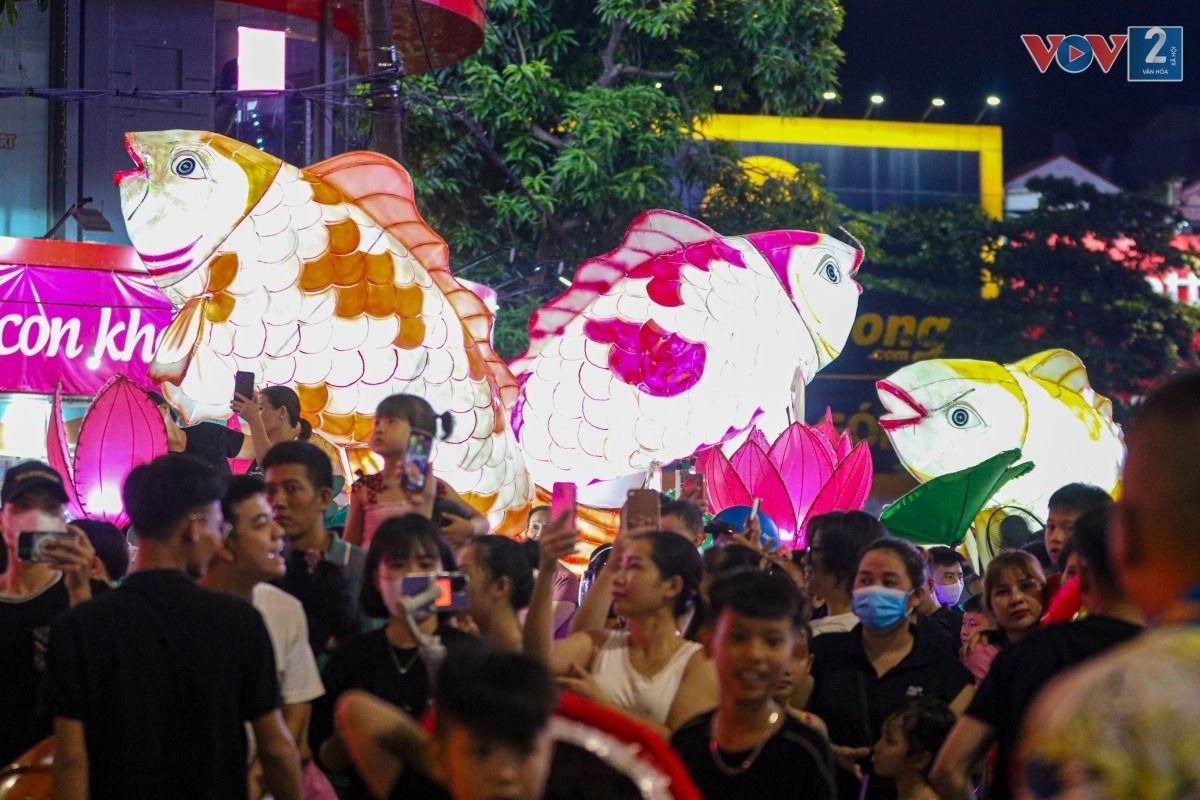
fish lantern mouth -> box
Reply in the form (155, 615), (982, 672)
(876, 380), (929, 431)
(113, 133), (147, 187)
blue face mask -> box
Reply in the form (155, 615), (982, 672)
(852, 585), (912, 633)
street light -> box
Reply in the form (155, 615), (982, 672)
(863, 94), (884, 119)
(973, 95), (1001, 124)
(814, 90), (838, 116)
(919, 97), (945, 122)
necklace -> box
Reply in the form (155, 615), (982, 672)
(387, 643), (422, 676)
(708, 704), (781, 776)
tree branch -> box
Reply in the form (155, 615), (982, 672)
(432, 104), (578, 249)
(597, 18), (628, 88)
(616, 65), (676, 82)
(531, 125), (568, 149)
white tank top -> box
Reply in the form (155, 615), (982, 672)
(590, 630), (702, 724)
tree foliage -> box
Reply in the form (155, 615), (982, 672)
(393, 0), (850, 358)
(865, 179), (1200, 400)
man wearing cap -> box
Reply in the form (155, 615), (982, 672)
(0, 461), (101, 765)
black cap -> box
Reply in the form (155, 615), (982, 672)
(704, 520), (738, 538)
(1, 461), (69, 506)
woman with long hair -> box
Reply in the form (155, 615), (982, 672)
(528, 530), (718, 736)
(458, 534), (540, 650)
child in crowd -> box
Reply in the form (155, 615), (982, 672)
(871, 699), (956, 800)
(959, 594), (1000, 682)
(343, 394), (485, 549)
(772, 622), (829, 739)
(672, 569), (836, 799)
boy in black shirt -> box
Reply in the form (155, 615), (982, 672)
(672, 569), (836, 800)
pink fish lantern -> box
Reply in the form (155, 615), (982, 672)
(47, 376), (169, 527)
(697, 409), (873, 547)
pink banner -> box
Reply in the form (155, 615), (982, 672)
(0, 246), (172, 395)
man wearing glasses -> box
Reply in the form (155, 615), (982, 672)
(44, 453), (301, 800)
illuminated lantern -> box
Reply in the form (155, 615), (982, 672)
(511, 210), (863, 508)
(696, 409), (873, 547)
(46, 376), (168, 527)
(115, 131), (533, 531)
(877, 348), (1124, 522)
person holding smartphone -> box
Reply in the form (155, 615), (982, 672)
(343, 395), (487, 550)
(0, 462), (103, 766)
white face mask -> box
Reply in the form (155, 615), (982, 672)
(935, 580), (964, 606)
(379, 575), (435, 622)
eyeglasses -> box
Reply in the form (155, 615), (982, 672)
(189, 512), (234, 540)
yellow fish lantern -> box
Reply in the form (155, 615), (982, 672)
(115, 130), (534, 529)
(876, 349), (1124, 521)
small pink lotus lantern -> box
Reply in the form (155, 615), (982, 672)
(697, 408), (873, 547)
(47, 376), (169, 527)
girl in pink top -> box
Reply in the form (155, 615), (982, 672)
(344, 394), (455, 549)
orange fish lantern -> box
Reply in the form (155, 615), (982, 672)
(115, 131), (533, 528)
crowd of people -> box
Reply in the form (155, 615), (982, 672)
(3, 369), (1200, 800)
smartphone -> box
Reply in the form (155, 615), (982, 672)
(16, 531), (74, 563)
(683, 472), (705, 497)
(550, 482), (577, 529)
(400, 429), (434, 492)
(625, 488), (661, 533)
(233, 370), (255, 401)
(401, 571), (470, 612)
(749, 497), (762, 520)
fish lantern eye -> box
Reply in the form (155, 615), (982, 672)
(816, 256), (841, 285)
(946, 404), (981, 430)
(172, 153), (203, 179)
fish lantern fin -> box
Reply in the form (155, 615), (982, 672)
(149, 296), (208, 385)
(513, 210), (720, 370)
(1013, 348), (1116, 422)
(305, 151), (450, 273)
(1013, 348), (1092, 394)
(306, 151), (519, 409)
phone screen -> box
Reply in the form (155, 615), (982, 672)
(401, 572), (470, 612)
(401, 430), (434, 492)
(233, 371), (255, 401)
(550, 482), (577, 529)
(625, 488), (661, 533)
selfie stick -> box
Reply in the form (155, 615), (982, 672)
(398, 583), (448, 685)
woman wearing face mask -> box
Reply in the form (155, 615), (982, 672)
(807, 538), (974, 800)
(310, 513), (479, 800)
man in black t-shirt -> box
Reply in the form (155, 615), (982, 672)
(43, 454), (301, 800)
(0, 461), (101, 765)
(672, 570), (836, 800)
(931, 506), (1141, 800)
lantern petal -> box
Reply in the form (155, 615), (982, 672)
(728, 441), (794, 532)
(801, 441), (874, 539)
(46, 383), (84, 520)
(768, 424), (833, 520)
(73, 376), (169, 527)
(697, 447), (752, 512)
(814, 406), (840, 448)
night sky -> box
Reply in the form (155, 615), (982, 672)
(834, 1), (1199, 179)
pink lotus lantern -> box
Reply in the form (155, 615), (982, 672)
(47, 376), (169, 528)
(697, 408), (873, 547)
